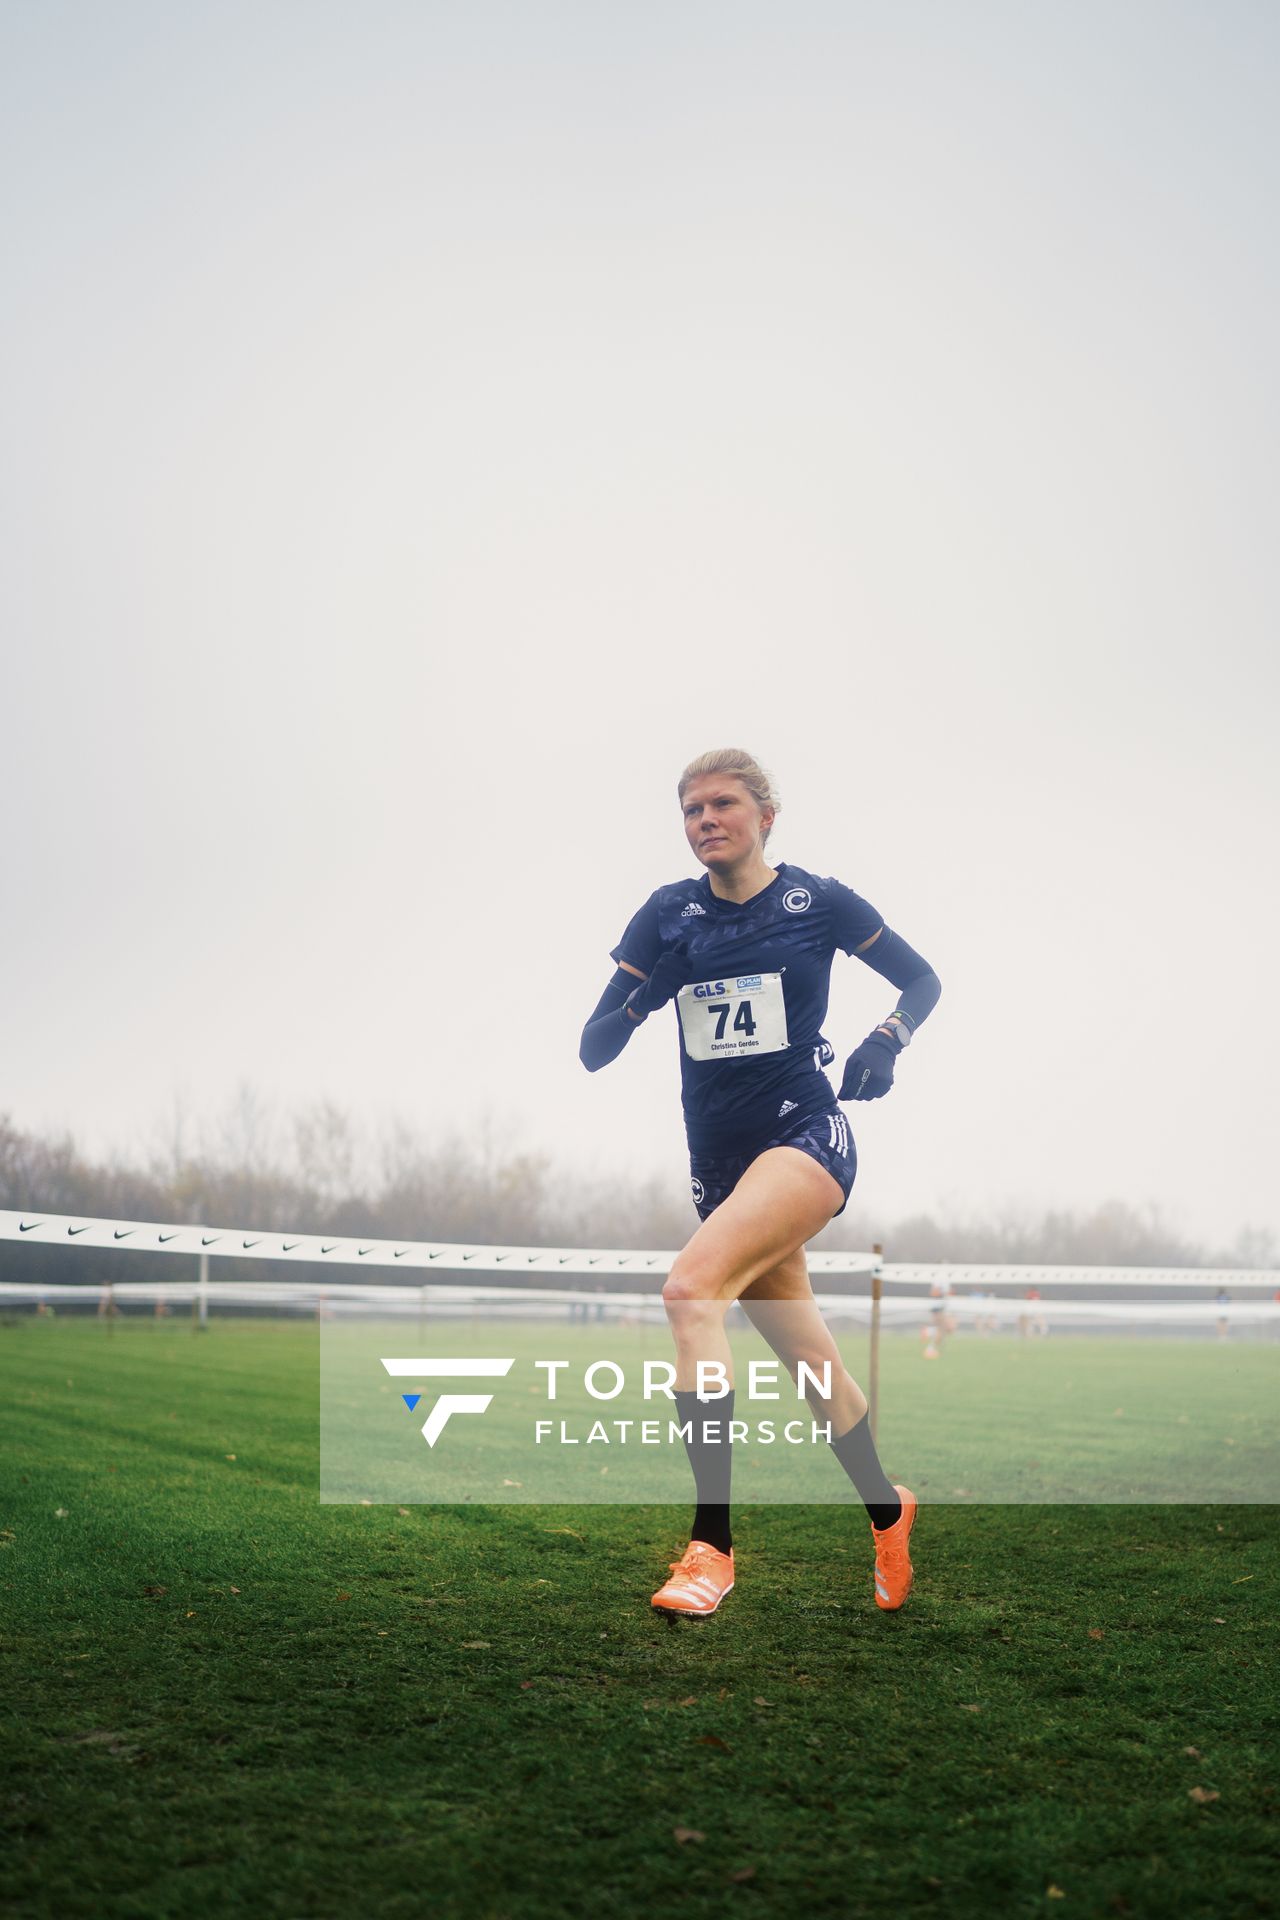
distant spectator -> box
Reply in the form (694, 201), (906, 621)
(1020, 1285), (1047, 1338)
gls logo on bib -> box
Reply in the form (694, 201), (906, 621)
(782, 887), (811, 914)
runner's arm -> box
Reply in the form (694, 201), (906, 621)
(579, 963), (648, 1071)
(837, 927), (941, 1101)
(852, 925), (941, 1041)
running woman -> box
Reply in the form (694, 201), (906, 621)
(579, 749), (941, 1618)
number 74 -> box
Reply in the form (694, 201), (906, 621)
(707, 1000), (756, 1040)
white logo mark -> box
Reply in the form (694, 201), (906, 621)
(380, 1357), (515, 1446)
(782, 887), (811, 914)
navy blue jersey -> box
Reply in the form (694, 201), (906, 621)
(610, 862), (884, 1151)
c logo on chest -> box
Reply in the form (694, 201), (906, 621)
(782, 887), (812, 914)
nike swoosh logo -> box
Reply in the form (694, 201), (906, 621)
(114, 1230), (134, 1241)
(358, 1247), (374, 1257)
(68, 1226), (91, 1236)
(393, 1249), (409, 1258)
(321, 1245), (338, 1255)
(158, 1234), (179, 1244)
(202, 1237), (220, 1247)
(243, 1239), (261, 1250)
(19, 1221), (42, 1232)
(282, 1242), (300, 1252)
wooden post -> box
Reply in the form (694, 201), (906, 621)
(193, 1249), (209, 1332)
(868, 1242), (884, 1443)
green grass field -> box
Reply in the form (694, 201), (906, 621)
(2, 1315), (1277, 1919)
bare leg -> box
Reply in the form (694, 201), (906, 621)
(739, 1246), (867, 1433)
(662, 1147), (844, 1391)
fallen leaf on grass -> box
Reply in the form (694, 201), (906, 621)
(697, 1734), (731, 1751)
(461, 1641), (491, 1650)
(185, 1611), (196, 1619)
(54, 1509), (69, 1519)
(729, 1866), (757, 1883)
(753, 1697), (773, 1708)
(1211, 1618), (1226, 1625)
(397, 1508), (411, 1517)
(678, 1695), (699, 1707)
(520, 1681), (534, 1690)
(224, 1454), (236, 1462)
(336, 1591), (352, 1602)
(66, 1729), (138, 1759)
(1188, 1787), (1219, 1805)
(1232, 1575), (1254, 1585)
(502, 1478), (522, 1488)
(142, 1585), (168, 1599)
(674, 1827), (705, 1844)
(1047, 1888), (1065, 1900)
(1089, 1629), (1105, 1640)
(1183, 1746), (1202, 1759)
(959, 1704), (981, 1714)
(229, 1586), (241, 1595)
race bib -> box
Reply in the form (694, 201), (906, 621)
(676, 972), (789, 1062)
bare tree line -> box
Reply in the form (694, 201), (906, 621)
(0, 1100), (1274, 1290)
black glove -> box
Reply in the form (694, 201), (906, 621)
(837, 1027), (901, 1102)
(625, 947), (689, 1019)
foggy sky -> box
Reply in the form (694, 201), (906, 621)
(2, 1), (1277, 1246)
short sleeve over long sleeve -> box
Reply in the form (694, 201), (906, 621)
(825, 879), (885, 956)
(609, 892), (664, 974)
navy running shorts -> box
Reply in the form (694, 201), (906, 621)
(688, 1105), (856, 1222)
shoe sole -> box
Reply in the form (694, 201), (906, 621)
(874, 1494), (917, 1612)
(652, 1580), (735, 1618)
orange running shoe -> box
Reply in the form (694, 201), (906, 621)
(871, 1485), (917, 1611)
(651, 1540), (735, 1617)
